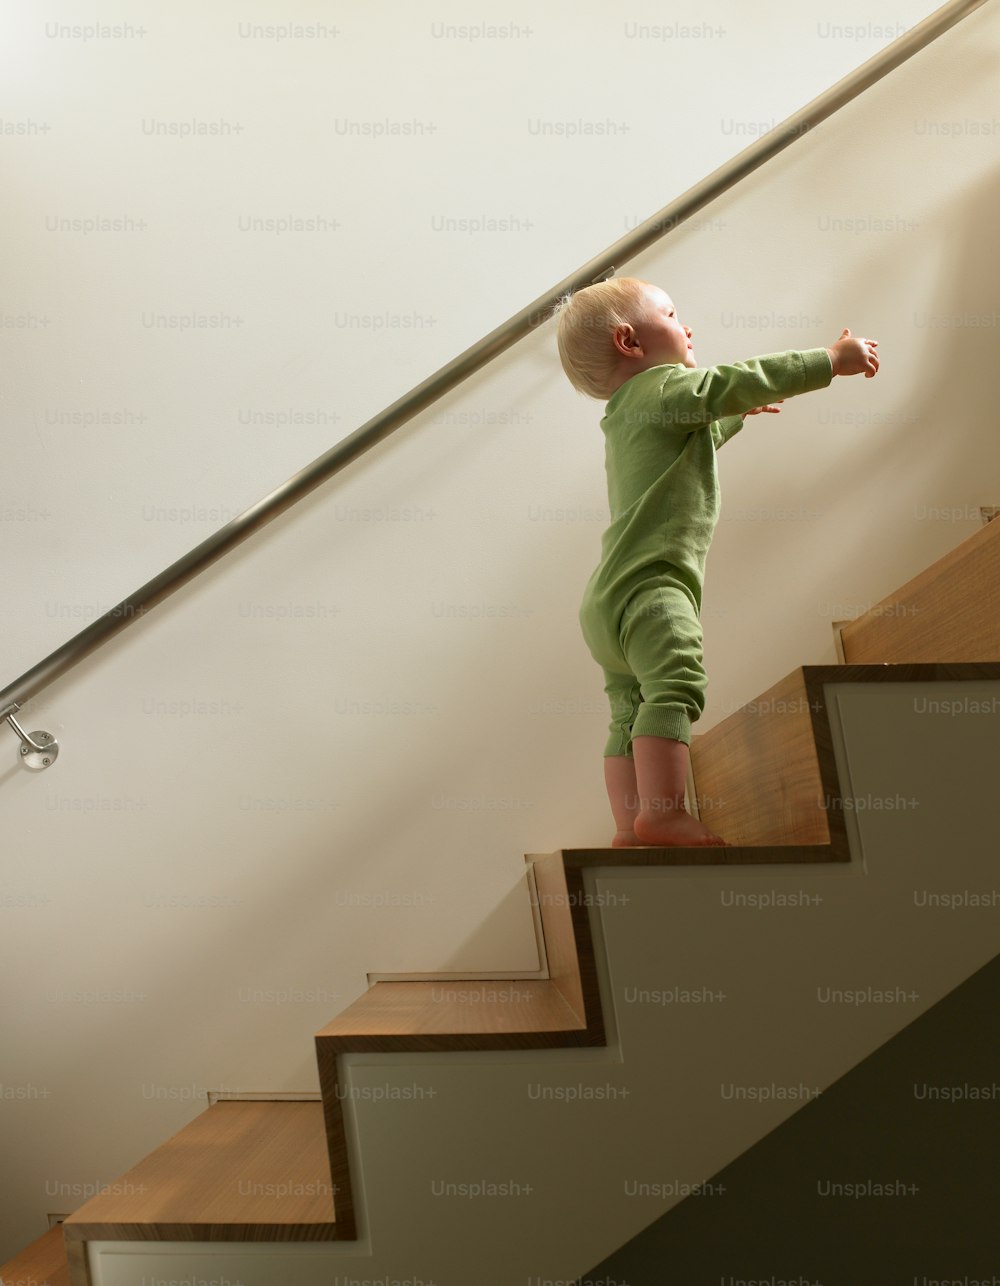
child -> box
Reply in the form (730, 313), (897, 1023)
(555, 277), (879, 847)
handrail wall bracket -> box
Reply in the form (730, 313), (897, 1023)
(1, 704), (58, 770)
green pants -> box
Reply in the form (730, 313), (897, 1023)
(579, 581), (707, 754)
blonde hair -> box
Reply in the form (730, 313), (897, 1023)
(554, 276), (651, 400)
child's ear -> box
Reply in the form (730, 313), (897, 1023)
(612, 323), (642, 357)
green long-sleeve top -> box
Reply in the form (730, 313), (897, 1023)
(584, 348), (834, 618)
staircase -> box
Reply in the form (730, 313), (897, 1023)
(3, 517), (998, 1286)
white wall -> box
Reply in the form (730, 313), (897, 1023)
(2, 0), (997, 1259)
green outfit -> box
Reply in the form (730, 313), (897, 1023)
(579, 348), (834, 754)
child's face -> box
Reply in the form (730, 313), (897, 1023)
(634, 284), (696, 369)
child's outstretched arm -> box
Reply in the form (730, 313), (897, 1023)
(653, 330), (879, 431)
(742, 330), (878, 417)
(654, 348), (833, 429)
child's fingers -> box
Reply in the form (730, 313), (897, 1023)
(860, 337), (879, 375)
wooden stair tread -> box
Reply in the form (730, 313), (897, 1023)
(842, 515), (1000, 663)
(0, 1225), (69, 1286)
(61, 1101), (336, 1241)
(317, 979), (586, 1043)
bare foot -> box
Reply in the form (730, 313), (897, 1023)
(633, 808), (730, 847)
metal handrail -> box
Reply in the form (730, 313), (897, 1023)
(1, 0), (988, 725)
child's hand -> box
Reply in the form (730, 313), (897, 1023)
(743, 401), (784, 417)
(828, 328), (879, 378)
